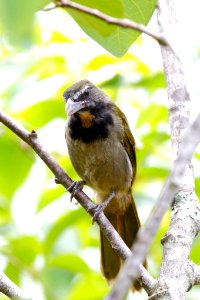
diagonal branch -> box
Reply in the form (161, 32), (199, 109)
(105, 112), (200, 300)
(0, 109), (155, 294)
(105, 1), (200, 299)
(43, 0), (167, 45)
(194, 265), (200, 285)
(0, 271), (32, 300)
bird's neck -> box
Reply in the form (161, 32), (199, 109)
(68, 109), (113, 143)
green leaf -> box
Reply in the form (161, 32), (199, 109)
(86, 54), (118, 71)
(134, 72), (166, 92)
(41, 267), (74, 300)
(0, 0), (51, 45)
(25, 56), (67, 80)
(37, 185), (64, 212)
(66, 0), (157, 57)
(13, 99), (65, 129)
(9, 236), (41, 265)
(44, 209), (88, 254)
(68, 273), (109, 300)
(195, 178), (200, 199)
(191, 234), (200, 264)
(5, 262), (20, 285)
(0, 202), (12, 225)
(49, 253), (90, 274)
(150, 211), (170, 275)
(0, 132), (34, 198)
(137, 166), (169, 180)
(86, 53), (150, 75)
(136, 103), (168, 128)
(50, 31), (73, 43)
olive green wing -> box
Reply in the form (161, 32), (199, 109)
(113, 104), (137, 184)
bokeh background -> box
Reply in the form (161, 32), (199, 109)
(0, 1), (200, 299)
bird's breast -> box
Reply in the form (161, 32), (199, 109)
(66, 130), (133, 195)
(78, 111), (95, 128)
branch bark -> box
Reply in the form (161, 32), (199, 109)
(0, 271), (32, 300)
(105, 111), (200, 300)
(157, 0), (193, 189)
(0, 110), (154, 295)
(153, 191), (200, 300)
(194, 265), (200, 285)
(105, 1), (200, 299)
(1, 1), (199, 299)
(147, 1), (200, 299)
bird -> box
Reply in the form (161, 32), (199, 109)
(63, 79), (143, 290)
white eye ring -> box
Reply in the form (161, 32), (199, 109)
(72, 85), (90, 101)
(82, 85), (89, 94)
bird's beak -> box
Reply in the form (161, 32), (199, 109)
(65, 98), (89, 116)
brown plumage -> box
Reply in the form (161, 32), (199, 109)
(63, 79), (144, 291)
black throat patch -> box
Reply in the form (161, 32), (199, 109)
(68, 102), (114, 143)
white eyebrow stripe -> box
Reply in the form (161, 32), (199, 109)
(72, 85), (89, 100)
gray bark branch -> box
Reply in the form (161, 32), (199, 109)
(0, 271), (32, 299)
(0, 109), (154, 297)
(148, 0), (200, 299)
(105, 112), (200, 300)
(158, 0), (194, 190)
(106, 0), (200, 298)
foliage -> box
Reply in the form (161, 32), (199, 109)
(0, 0), (51, 45)
(66, 0), (157, 56)
(0, 0), (156, 56)
(0, 1), (199, 300)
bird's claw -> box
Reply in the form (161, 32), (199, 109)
(89, 191), (116, 223)
(88, 203), (106, 224)
(67, 180), (85, 202)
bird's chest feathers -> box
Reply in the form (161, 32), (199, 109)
(67, 135), (132, 194)
(78, 111), (95, 128)
(68, 110), (114, 143)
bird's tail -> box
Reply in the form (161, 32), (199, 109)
(100, 192), (143, 291)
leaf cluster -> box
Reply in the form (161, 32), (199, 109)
(0, 1), (199, 300)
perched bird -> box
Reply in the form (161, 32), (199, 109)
(63, 79), (142, 290)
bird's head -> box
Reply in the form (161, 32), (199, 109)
(63, 79), (113, 129)
(63, 80), (117, 141)
(63, 79), (99, 117)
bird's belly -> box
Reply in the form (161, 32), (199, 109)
(67, 137), (133, 194)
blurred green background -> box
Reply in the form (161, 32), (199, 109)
(0, 1), (200, 299)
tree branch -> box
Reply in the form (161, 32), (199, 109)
(44, 0), (167, 45)
(105, 112), (200, 300)
(146, 1), (200, 299)
(0, 110), (155, 294)
(194, 265), (200, 285)
(154, 191), (200, 300)
(105, 0), (200, 299)
(158, 0), (192, 169)
(0, 271), (32, 300)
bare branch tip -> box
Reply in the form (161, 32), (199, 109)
(55, 177), (61, 184)
(29, 130), (38, 139)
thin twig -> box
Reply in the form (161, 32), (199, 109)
(0, 271), (32, 300)
(0, 110), (155, 293)
(43, 0), (167, 45)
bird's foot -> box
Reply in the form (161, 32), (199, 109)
(89, 191), (115, 223)
(67, 180), (85, 202)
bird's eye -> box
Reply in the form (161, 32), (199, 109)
(84, 89), (89, 95)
